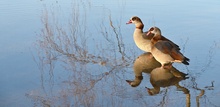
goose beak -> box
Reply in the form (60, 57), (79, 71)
(126, 20), (132, 24)
(146, 31), (151, 36)
(126, 80), (133, 84)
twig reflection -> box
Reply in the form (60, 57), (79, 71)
(29, 1), (135, 106)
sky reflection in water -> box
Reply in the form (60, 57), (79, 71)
(0, 0), (220, 107)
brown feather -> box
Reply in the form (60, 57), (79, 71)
(170, 49), (184, 61)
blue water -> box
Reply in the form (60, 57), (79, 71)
(0, 0), (220, 106)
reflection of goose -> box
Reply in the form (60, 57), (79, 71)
(126, 52), (161, 87)
(146, 67), (188, 95)
(147, 27), (190, 68)
(126, 52), (188, 96)
(126, 16), (179, 52)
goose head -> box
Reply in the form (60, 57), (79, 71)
(146, 26), (162, 36)
(126, 16), (142, 24)
(126, 16), (144, 29)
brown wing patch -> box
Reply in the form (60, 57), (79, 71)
(160, 35), (180, 50)
(154, 41), (184, 61)
(154, 41), (173, 54)
(170, 49), (184, 61)
(160, 35), (170, 41)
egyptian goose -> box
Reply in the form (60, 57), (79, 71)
(146, 67), (188, 95)
(126, 52), (161, 87)
(146, 27), (190, 68)
(126, 16), (179, 52)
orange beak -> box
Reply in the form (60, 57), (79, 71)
(126, 20), (132, 24)
(146, 31), (151, 36)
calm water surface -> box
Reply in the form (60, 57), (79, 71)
(0, 0), (220, 107)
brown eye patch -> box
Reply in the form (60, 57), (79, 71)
(149, 27), (154, 31)
(132, 17), (137, 21)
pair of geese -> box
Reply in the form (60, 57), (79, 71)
(126, 16), (189, 69)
